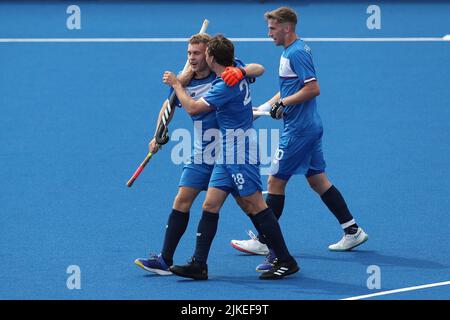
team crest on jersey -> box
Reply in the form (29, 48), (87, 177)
(186, 83), (213, 101)
(304, 44), (311, 52)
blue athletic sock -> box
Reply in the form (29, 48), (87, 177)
(252, 207), (292, 262)
(193, 211), (219, 264)
(320, 185), (358, 234)
(161, 209), (189, 266)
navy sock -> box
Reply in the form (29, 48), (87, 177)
(252, 207), (292, 262)
(247, 214), (267, 245)
(193, 211), (219, 264)
(320, 185), (358, 234)
(257, 193), (286, 246)
(344, 225), (359, 235)
(161, 209), (190, 266)
(266, 193), (285, 220)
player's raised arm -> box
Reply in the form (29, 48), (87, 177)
(221, 63), (265, 86)
(244, 63), (265, 78)
(177, 66), (195, 87)
(162, 71), (211, 116)
(151, 67), (194, 144)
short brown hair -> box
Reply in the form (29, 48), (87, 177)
(264, 7), (298, 26)
(206, 34), (234, 67)
(189, 33), (212, 45)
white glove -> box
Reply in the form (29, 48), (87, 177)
(252, 102), (271, 120)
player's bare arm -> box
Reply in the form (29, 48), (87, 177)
(244, 63), (265, 78)
(149, 68), (195, 154)
(221, 63), (265, 86)
(281, 80), (320, 106)
(268, 82), (320, 119)
(268, 92), (281, 105)
(162, 71), (211, 115)
(177, 66), (195, 87)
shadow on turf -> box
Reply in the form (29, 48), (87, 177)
(295, 250), (448, 269)
(136, 250), (447, 298)
(229, 250), (447, 270)
(170, 273), (371, 298)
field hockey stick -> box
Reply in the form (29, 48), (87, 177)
(126, 19), (209, 187)
(126, 149), (158, 187)
(155, 18), (209, 144)
(252, 110), (271, 117)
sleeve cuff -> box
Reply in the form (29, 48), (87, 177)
(304, 77), (317, 84)
(200, 97), (210, 106)
(200, 97), (216, 110)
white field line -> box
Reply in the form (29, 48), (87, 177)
(341, 280), (450, 300)
(0, 36), (449, 43)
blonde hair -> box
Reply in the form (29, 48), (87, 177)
(264, 7), (298, 26)
(189, 33), (212, 45)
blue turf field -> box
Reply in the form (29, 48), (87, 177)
(0, 1), (449, 300)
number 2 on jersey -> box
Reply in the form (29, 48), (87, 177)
(239, 80), (252, 106)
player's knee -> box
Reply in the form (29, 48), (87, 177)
(246, 203), (268, 215)
(267, 176), (286, 194)
(238, 196), (267, 215)
(173, 192), (195, 212)
(307, 178), (320, 192)
(237, 201), (252, 215)
(202, 200), (220, 213)
(307, 175), (331, 195)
